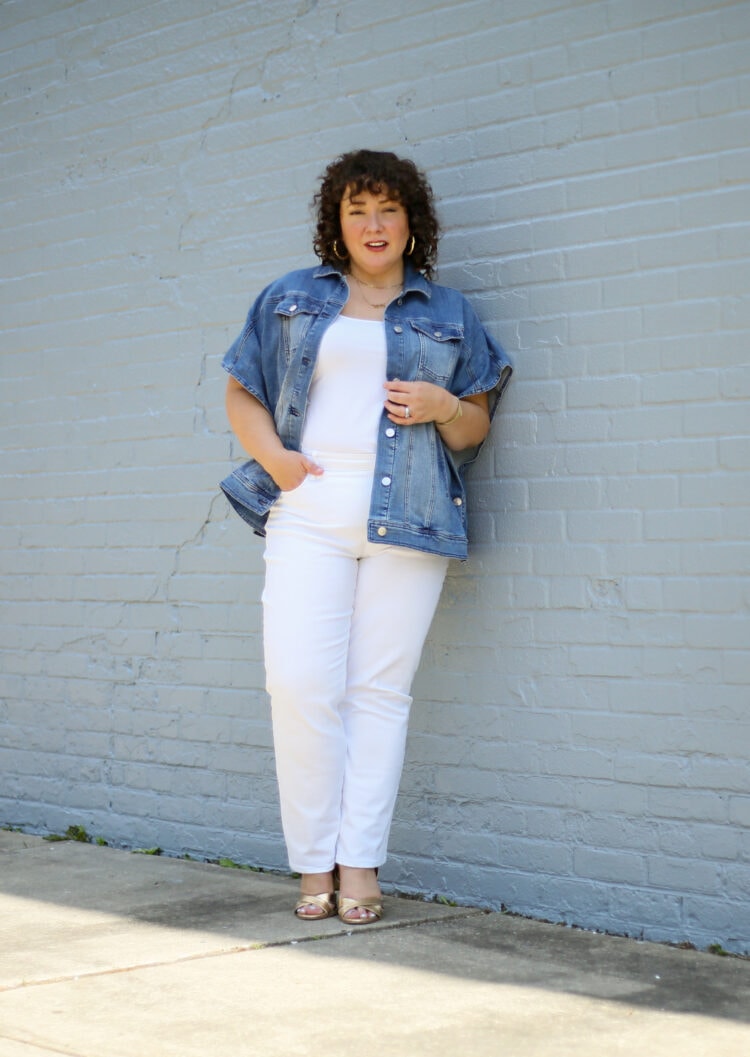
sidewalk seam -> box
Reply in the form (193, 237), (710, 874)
(0, 907), (486, 994)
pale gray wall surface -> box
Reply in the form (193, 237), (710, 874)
(1, 0), (749, 952)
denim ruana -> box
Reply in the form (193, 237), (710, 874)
(220, 263), (512, 560)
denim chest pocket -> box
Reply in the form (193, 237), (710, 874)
(409, 319), (464, 385)
(274, 292), (323, 364)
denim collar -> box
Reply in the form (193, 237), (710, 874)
(314, 261), (432, 299)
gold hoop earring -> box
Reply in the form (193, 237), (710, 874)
(332, 239), (349, 260)
(405, 235), (416, 256)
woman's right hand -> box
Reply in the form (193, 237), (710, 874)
(267, 449), (324, 491)
(225, 380), (323, 491)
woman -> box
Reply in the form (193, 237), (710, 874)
(221, 149), (511, 924)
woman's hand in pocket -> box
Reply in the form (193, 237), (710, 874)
(267, 450), (324, 491)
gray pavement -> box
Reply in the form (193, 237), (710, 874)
(1, 829), (749, 1057)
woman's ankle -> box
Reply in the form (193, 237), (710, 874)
(336, 864), (381, 896)
(299, 870), (334, 895)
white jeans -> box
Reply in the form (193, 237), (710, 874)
(262, 452), (448, 873)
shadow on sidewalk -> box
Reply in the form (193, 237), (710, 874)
(2, 830), (749, 1027)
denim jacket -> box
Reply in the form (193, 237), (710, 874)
(220, 263), (512, 559)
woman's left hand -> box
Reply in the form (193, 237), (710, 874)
(383, 379), (455, 425)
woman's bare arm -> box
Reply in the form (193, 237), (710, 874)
(382, 381), (490, 451)
(225, 377), (323, 490)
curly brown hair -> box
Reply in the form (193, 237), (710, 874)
(313, 149), (440, 279)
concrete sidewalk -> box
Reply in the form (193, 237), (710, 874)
(1, 830), (748, 1056)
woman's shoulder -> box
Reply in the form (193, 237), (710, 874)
(256, 265), (319, 298)
(421, 276), (482, 321)
(263, 264), (339, 296)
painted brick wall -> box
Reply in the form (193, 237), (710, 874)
(1, 0), (748, 953)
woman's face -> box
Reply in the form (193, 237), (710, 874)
(339, 185), (410, 282)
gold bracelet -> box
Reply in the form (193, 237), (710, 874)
(437, 398), (462, 426)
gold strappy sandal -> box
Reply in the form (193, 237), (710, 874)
(337, 895), (383, 925)
(293, 892), (337, 920)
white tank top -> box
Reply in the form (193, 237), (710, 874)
(301, 316), (387, 454)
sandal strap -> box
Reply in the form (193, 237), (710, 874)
(294, 892), (336, 918)
(338, 896), (383, 922)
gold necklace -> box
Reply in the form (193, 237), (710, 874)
(352, 275), (402, 309)
(352, 274), (403, 289)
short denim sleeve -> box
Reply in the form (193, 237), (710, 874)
(453, 297), (513, 418)
(445, 296), (513, 472)
(221, 292), (273, 414)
